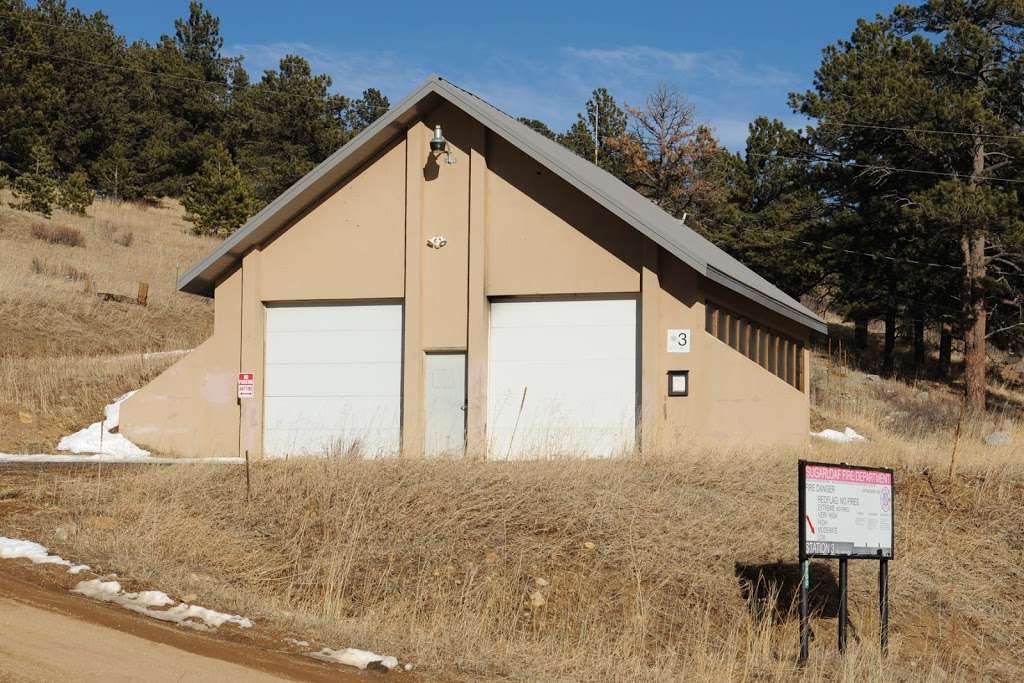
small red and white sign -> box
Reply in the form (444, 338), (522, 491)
(237, 372), (255, 398)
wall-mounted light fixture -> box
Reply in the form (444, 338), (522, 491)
(426, 235), (448, 249)
(429, 124), (456, 165)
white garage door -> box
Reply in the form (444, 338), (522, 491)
(488, 298), (637, 458)
(264, 303), (402, 457)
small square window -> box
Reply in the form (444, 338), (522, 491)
(667, 370), (689, 397)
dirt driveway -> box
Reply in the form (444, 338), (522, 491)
(0, 463), (392, 683)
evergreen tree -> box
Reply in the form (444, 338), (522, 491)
(559, 88), (629, 178)
(183, 144), (256, 237)
(345, 88), (390, 133)
(792, 3), (1024, 406)
(57, 171), (95, 215)
(12, 144), (58, 216)
(517, 117), (557, 140)
(234, 54), (349, 202)
(703, 117), (828, 297)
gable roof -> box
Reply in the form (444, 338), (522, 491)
(178, 75), (827, 334)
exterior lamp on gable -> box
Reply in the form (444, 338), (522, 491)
(430, 124), (456, 164)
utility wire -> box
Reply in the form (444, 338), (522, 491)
(744, 151), (1024, 185)
(816, 121), (1023, 141)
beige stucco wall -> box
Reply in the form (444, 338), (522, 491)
(657, 254), (809, 449)
(120, 102), (812, 458)
(119, 269), (242, 457)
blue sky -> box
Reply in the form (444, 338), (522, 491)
(67, 1), (897, 149)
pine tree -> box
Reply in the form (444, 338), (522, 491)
(183, 145), (255, 237)
(559, 88), (629, 178)
(346, 88), (390, 133)
(702, 117), (828, 297)
(517, 117), (557, 140)
(792, 4), (1024, 406)
(57, 170), (95, 215)
(11, 144), (58, 217)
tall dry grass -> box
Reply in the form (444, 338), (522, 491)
(0, 352), (182, 452)
(21, 439), (1023, 682)
(0, 191), (215, 357)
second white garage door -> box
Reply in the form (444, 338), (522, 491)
(487, 298), (637, 458)
(263, 302), (402, 457)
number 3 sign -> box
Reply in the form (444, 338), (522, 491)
(667, 329), (691, 353)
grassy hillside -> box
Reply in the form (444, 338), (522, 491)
(6, 433), (1022, 681)
(0, 194), (215, 451)
(1, 191), (1022, 680)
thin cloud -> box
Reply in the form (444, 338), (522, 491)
(227, 41), (800, 151)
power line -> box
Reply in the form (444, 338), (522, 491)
(817, 120), (1023, 142)
(744, 151), (1024, 185)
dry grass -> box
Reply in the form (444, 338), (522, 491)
(30, 223), (85, 247)
(0, 190), (215, 358)
(2, 191), (1022, 680)
(10, 438), (1021, 682)
(0, 352), (182, 452)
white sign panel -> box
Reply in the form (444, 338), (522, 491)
(237, 372), (255, 399)
(666, 329), (691, 353)
(801, 462), (893, 558)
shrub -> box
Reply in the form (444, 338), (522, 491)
(56, 171), (95, 216)
(13, 172), (57, 217)
(28, 255), (89, 281)
(112, 231), (134, 248)
(31, 223), (85, 247)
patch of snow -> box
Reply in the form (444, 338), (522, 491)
(0, 453), (243, 464)
(309, 647), (399, 671)
(0, 536), (90, 574)
(285, 638), (311, 647)
(72, 579), (253, 630)
(811, 427), (867, 443)
(56, 392), (149, 457)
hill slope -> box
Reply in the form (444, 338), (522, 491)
(0, 195), (215, 451)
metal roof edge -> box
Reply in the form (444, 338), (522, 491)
(704, 265), (828, 335)
(177, 74), (827, 336)
(177, 78), (445, 296)
(430, 78), (711, 276)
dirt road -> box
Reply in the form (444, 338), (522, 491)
(0, 554), (371, 683)
(0, 598), (289, 682)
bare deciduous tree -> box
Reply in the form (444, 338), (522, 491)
(607, 85), (724, 219)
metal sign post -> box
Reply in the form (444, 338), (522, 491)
(798, 460), (894, 663)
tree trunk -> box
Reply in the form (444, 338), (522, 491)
(913, 313), (926, 377)
(937, 322), (952, 380)
(962, 232), (988, 412)
(962, 137), (988, 413)
(854, 316), (869, 351)
(882, 308), (896, 376)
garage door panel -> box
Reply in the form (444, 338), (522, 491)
(488, 298), (637, 459)
(264, 329), (401, 364)
(489, 299), (635, 327)
(265, 362), (401, 396)
(265, 396), (400, 430)
(489, 325), (636, 361)
(264, 427), (400, 456)
(265, 304), (401, 332)
(264, 303), (402, 457)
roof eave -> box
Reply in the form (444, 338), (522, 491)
(705, 265), (828, 335)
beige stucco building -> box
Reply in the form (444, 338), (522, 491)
(120, 76), (826, 459)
